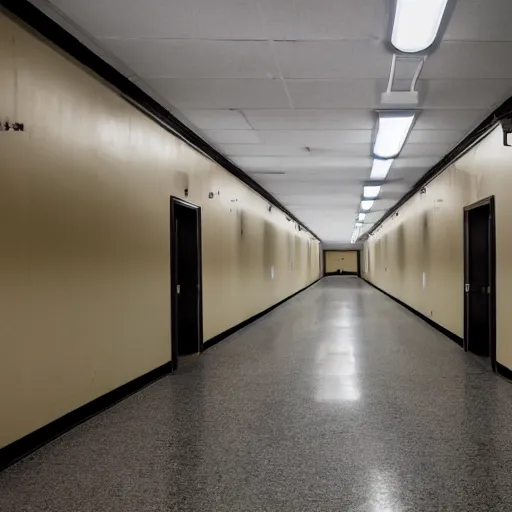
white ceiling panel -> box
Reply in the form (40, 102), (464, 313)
(392, 157), (440, 169)
(49, 0), (266, 39)
(259, 0), (386, 41)
(287, 80), (379, 108)
(275, 41), (391, 79)
(256, 130), (372, 146)
(387, 166), (431, 184)
(202, 130), (260, 144)
(445, 0), (512, 42)
(179, 110), (252, 130)
(222, 144), (308, 156)
(100, 40), (278, 79)
(414, 110), (488, 130)
(407, 129), (466, 144)
(422, 80), (512, 109)
(242, 109), (374, 130)
(233, 156), (372, 171)
(400, 144), (454, 158)
(423, 42), (512, 80)
(147, 79), (291, 109)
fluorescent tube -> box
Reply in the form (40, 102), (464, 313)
(391, 0), (449, 53)
(373, 112), (415, 159)
(370, 159), (394, 180)
(363, 186), (381, 199)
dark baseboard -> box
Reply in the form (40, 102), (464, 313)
(362, 278), (464, 347)
(0, 362), (172, 472)
(497, 363), (512, 381)
(203, 278), (321, 350)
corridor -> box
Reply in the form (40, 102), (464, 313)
(2, 278), (512, 511)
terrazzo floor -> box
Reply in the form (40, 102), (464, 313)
(2, 277), (512, 511)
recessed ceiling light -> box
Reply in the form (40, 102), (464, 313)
(363, 186), (381, 199)
(370, 159), (394, 180)
(373, 111), (415, 159)
(391, 0), (450, 54)
(361, 200), (374, 211)
(358, 212), (366, 222)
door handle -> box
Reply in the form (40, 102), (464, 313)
(465, 284), (470, 292)
(177, 284), (181, 295)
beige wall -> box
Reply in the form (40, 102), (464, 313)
(0, 13), (320, 448)
(362, 123), (512, 371)
(325, 251), (359, 273)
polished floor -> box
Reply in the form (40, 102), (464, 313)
(2, 277), (512, 511)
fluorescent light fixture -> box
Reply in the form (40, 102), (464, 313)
(361, 200), (374, 211)
(370, 159), (394, 180)
(363, 186), (381, 199)
(358, 213), (366, 222)
(351, 228), (360, 244)
(391, 0), (449, 54)
(373, 112), (415, 159)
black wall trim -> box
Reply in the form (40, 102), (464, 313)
(497, 363), (512, 382)
(0, 0), (320, 242)
(363, 98), (512, 239)
(204, 278), (321, 350)
(0, 362), (172, 472)
(362, 278), (463, 347)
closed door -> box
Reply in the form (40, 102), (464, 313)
(464, 197), (495, 367)
(171, 198), (203, 369)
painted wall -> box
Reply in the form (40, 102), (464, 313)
(362, 124), (512, 371)
(325, 251), (359, 273)
(0, 13), (320, 448)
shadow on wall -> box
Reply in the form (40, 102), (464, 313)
(263, 220), (277, 280)
(396, 224), (406, 274)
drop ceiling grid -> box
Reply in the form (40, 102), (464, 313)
(36, 0), (512, 243)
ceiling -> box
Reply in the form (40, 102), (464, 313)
(30, 0), (512, 246)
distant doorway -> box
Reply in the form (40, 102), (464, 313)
(170, 197), (203, 371)
(463, 196), (496, 370)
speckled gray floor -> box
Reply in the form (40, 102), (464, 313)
(2, 277), (512, 511)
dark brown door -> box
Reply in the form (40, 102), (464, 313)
(464, 197), (496, 368)
(171, 198), (203, 370)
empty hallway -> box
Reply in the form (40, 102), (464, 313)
(2, 277), (512, 512)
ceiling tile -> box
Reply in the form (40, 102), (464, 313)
(179, 110), (252, 130)
(221, 144), (308, 156)
(255, 130), (372, 146)
(259, 0), (386, 41)
(242, 109), (374, 129)
(407, 129), (466, 144)
(422, 79), (512, 109)
(202, 130), (260, 144)
(100, 39), (278, 79)
(414, 110), (488, 130)
(400, 143), (454, 158)
(423, 42), (512, 79)
(286, 79), (379, 108)
(235, 156), (372, 171)
(147, 79), (291, 109)
(49, 0), (265, 39)
(274, 41), (392, 79)
(446, 0), (512, 42)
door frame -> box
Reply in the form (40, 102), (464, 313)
(170, 196), (203, 371)
(463, 196), (496, 371)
